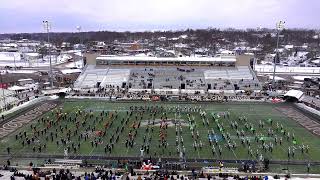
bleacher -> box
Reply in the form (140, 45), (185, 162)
(227, 67), (254, 80)
(74, 65), (261, 93)
(204, 66), (260, 91)
(204, 66), (255, 80)
(100, 69), (131, 87)
(74, 65), (130, 89)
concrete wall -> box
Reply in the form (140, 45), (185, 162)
(83, 53), (100, 65)
(236, 54), (254, 66)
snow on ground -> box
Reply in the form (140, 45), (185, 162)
(292, 76), (313, 81)
(0, 52), (21, 61)
(0, 53), (81, 68)
(64, 60), (84, 68)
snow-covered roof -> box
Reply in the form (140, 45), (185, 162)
(42, 88), (71, 95)
(65, 60), (84, 68)
(24, 53), (39, 57)
(268, 75), (286, 81)
(18, 78), (33, 82)
(74, 52), (82, 56)
(96, 41), (106, 46)
(296, 51), (309, 57)
(284, 89), (304, 100)
(96, 55), (237, 63)
(195, 48), (208, 53)
(234, 46), (250, 51)
(284, 45), (294, 49)
(158, 37), (166, 41)
(8, 85), (29, 91)
(292, 76), (312, 81)
(57, 54), (72, 63)
(249, 47), (262, 51)
(63, 50), (82, 54)
(169, 37), (179, 41)
(266, 53), (276, 57)
(219, 50), (234, 55)
(293, 81), (304, 84)
(165, 50), (175, 54)
(60, 69), (82, 74)
(274, 48), (284, 53)
(7, 70), (38, 74)
(1, 43), (18, 47)
(134, 53), (148, 57)
(179, 34), (188, 39)
(174, 43), (188, 48)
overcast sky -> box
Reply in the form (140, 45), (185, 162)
(1, 0), (319, 33)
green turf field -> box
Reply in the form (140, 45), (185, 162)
(1, 100), (320, 162)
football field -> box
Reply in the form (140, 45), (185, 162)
(1, 100), (320, 163)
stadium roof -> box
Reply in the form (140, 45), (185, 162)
(96, 55), (236, 62)
(284, 89), (304, 100)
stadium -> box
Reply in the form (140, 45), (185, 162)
(1, 54), (320, 179)
(74, 54), (260, 94)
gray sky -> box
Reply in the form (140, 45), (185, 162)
(1, 0), (319, 33)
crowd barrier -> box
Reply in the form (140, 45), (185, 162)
(67, 92), (264, 102)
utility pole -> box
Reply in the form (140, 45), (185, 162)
(43, 20), (53, 88)
(76, 26), (83, 45)
(272, 21), (285, 90)
(13, 54), (16, 70)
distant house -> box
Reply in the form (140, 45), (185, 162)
(158, 37), (167, 41)
(284, 44), (294, 50)
(24, 53), (40, 62)
(0, 52), (22, 63)
(159, 51), (175, 57)
(264, 53), (276, 63)
(310, 57), (320, 67)
(73, 44), (86, 50)
(61, 42), (71, 50)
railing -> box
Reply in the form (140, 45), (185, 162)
(248, 65), (262, 89)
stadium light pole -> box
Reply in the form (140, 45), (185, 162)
(75, 26), (82, 68)
(0, 73), (6, 111)
(43, 20), (53, 88)
(76, 26), (82, 45)
(272, 21), (285, 90)
(318, 32), (320, 57)
(256, 26), (262, 46)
